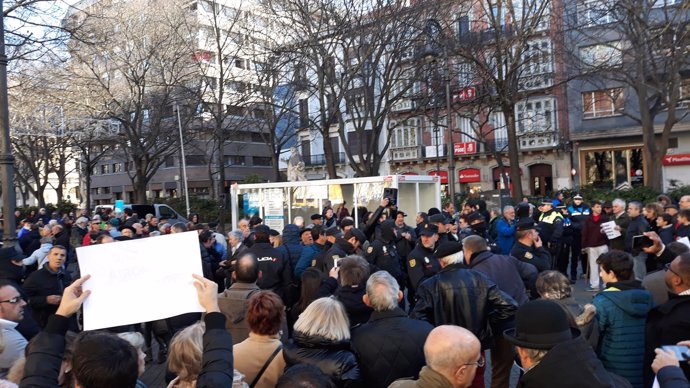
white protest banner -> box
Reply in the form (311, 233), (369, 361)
(76, 231), (204, 330)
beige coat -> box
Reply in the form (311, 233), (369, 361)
(233, 333), (285, 388)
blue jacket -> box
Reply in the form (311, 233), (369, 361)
(593, 281), (654, 388)
(295, 242), (325, 279)
(280, 224), (303, 271)
(496, 217), (516, 255)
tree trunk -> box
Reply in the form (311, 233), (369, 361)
(504, 107), (524, 199)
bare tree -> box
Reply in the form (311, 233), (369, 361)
(567, 0), (690, 191)
(65, 0), (199, 203)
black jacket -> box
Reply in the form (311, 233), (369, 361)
(320, 238), (355, 274)
(465, 250), (536, 305)
(23, 265), (72, 328)
(365, 221), (405, 287)
(510, 241), (552, 272)
(318, 277), (373, 327)
(625, 215), (650, 255)
(406, 243), (440, 295)
(20, 312), (233, 388)
(283, 331), (361, 388)
(411, 263), (517, 349)
(247, 242), (293, 303)
(351, 308), (433, 388)
(517, 336), (632, 388)
(644, 294), (690, 386)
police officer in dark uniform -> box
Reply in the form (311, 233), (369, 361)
(429, 213), (450, 244)
(365, 219), (405, 289)
(510, 219), (552, 272)
(317, 228), (363, 273)
(247, 225), (294, 304)
(406, 223), (441, 301)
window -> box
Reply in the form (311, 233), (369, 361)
(164, 156), (175, 167)
(491, 111), (509, 151)
(516, 97), (556, 133)
(346, 91), (365, 114)
(112, 163), (122, 173)
(427, 117), (447, 146)
(579, 42), (623, 67)
(485, 0), (505, 30)
(457, 116), (477, 143)
(391, 119), (419, 148)
(513, 0), (550, 31)
(577, 0), (615, 26)
(227, 105), (244, 116)
(250, 133), (264, 143)
(582, 89), (624, 118)
(253, 156), (272, 166)
(204, 77), (218, 91)
(456, 14), (470, 37)
(100, 164), (109, 174)
(225, 155), (245, 166)
(455, 62), (475, 87)
(519, 39), (554, 90)
(678, 79), (690, 108)
(185, 155), (206, 166)
(234, 58), (245, 69)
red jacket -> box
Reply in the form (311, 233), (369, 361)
(582, 214), (608, 248)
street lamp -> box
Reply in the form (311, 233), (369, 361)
(0, 4), (17, 246)
(421, 19), (455, 203)
(175, 104), (190, 217)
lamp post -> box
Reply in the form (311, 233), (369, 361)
(175, 104), (190, 217)
(422, 19), (455, 202)
(0, 5), (17, 246)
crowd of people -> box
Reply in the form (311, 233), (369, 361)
(0, 193), (688, 388)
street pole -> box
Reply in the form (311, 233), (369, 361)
(444, 47), (455, 204)
(176, 104), (190, 217)
(0, 4), (17, 246)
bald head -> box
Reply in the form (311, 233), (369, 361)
(680, 195), (690, 210)
(424, 325), (481, 387)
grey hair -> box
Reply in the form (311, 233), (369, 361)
(293, 297), (350, 341)
(521, 348), (549, 365)
(536, 270), (572, 300)
(502, 205), (514, 214)
(439, 251), (463, 266)
(366, 271), (399, 312)
(228, 230), (243, 240)
(612, 198), (626, 209)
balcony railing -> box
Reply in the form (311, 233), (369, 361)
(390, 145), (419, 160)
(519, 131), (558, 149)
(304, 152), (346, 166)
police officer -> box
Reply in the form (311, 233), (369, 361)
(319, 228), (366, 273)
(406, 223), (440, 300)
(557, 204), (574, 279)
(315, 227), (351, 273)
(510, 219), (552, 272)
(567, 194), (591, 281)
(365, 219), (405, 289)
(393, 210), (416, 261)
(429, 213), (450, 243)
(537, 199), (563, 265)
(247, 225), (293, 304)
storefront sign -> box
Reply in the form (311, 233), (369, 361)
(459, 168), (481, 183)
(452, 87), (477, 103)
(663, 153), (690, 166)
(454, 142), (477, 155)
(427, 170), (448, 184)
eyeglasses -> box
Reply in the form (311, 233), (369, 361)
(0, 296), (24, 304)
(462, 354), (485, 368)
(665, 263), (681, 277)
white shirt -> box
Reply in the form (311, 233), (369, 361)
(0, 318), (27, 378)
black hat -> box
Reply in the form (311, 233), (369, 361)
(119, 225), (135, 234)
(504, 299), (580, 350)
(269, 229), (280, 237)
(467, 212), (484, 223)
(516, 218), (539, 232)
(249, 215), (263, 226)
(340, 218), (355, 227)
(603, 201), (613, 208)
(428, 207), (441, 216)
(419, 223), (439, 237)
(299, 228), (312, 237)
(665, 204), (678, 210)
(344, 228), (367, 245)
(541, 199), (555, 206)
(325, 227), (343, 237)
(310, 214), (322, 221)
(434, 241), (463, 258)
(254, 225), (271, 235)
(429, 214), (446, 224)
(0, 247), (25, 261)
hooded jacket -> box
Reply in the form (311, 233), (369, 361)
(283, 331), (360, 388)
(280, 224), (303, 271)
(518, 336), (633, 388)
(593, 280), (653, 388)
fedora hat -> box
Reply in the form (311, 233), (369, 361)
(504, 299), (580, 350)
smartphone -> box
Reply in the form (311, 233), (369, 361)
(632, 235), (653, 250)
(383, 188), (398, 206)
(333, 257), (341, 268)
(662, 345), (690, 360)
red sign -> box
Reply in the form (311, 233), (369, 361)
(459, 168), (481, 183)
(663, 153), (690, 166)
(454, 142), (477, 155)
(427, 170), (448, 184)
(452, 87), (477, 103)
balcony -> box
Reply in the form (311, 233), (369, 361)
(390, 145), (419, 160)
(518, 131), (558, 150)
(390, 99), (416, 113)
(304, 152), (346, 166)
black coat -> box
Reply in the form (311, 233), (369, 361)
(406, 243), (439, 295)
(283, 331), (361, 388)
(644, 294), (690, 387)
(351, 308), (433, 388)
(411, 263), (517, 349)
(23, 265), (72, 328)
(510, 241), (552, 272)
(465, 250), (536, 305)
(317, 277), (373, 327)
(247, 242), (293, 303)
(518, 336), (632, 388)
(624, 215), (649, 255)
